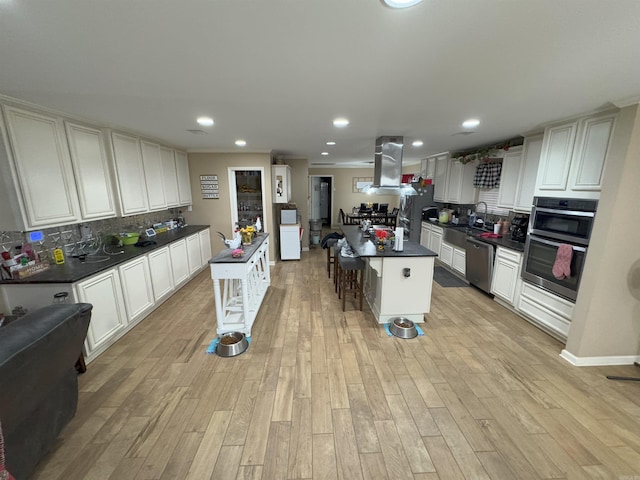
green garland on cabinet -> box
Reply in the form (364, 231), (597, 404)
(452, 138), (522, 164)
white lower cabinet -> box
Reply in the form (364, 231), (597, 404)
(75, 268), (127, 357)
(452, 248), (466, 276)
(429, 226), (443, 256)
(118, 256), (154, 323)
(148, 246), (175, 302)
(517, 282), (574, 341)
(169, 238), (189, 287)
(186, 233), (202, 275)
(199, 228), (212, 265)
(491, 247), (523, 306)
(440, 242), (453, 266)
(420, 222), (431, 249)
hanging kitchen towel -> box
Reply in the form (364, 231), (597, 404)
(473, 162), (502, 188)
(552, 244), (573, 280)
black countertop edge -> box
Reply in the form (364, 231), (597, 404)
(0, 225), (210, 285)
(209, 233), (270, 264)
(342, 226), (437, 258)
(422, 220), (525, 252)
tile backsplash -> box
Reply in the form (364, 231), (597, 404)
(0, 208), (186, 261)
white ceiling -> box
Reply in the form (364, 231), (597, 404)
(1, 0), (639, 168)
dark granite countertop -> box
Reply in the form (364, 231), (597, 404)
(422, 220), (525, 252)
(342, 226), (437, 258)
(0, 225), (210, 284)
(209, 233), (269, 264)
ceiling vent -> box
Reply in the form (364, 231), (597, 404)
(311, 162), (336, 166)
(186, 129), (208, 135)
(452, 131), (476, 136)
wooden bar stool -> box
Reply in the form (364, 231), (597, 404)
(325, 237), (338, 278)
(337, 253), (365, 311)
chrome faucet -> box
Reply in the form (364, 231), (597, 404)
(474, 201), (488, 227)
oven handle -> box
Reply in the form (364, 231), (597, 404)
(530, 235), (587, 252)
(533, 207), (595, 218)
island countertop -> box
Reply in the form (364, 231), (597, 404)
(341, 226), (437, 258)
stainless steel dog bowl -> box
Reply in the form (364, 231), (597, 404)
(216, 332), (248, 357)
(389, 317), (418, 339)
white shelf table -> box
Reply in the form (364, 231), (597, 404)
(209, 234), (270, 336)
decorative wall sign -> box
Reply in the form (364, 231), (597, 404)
(200, 174), (219, 199)
(353, 177), (373, 193)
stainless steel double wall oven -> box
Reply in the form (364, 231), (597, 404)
(522, 197), (598, 302)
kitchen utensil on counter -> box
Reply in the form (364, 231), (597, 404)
(438, 210), (450, 224)
(117, 233), (140, 245)
(216, 331), (249, 357)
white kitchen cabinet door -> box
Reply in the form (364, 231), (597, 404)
(569, 112), (615, 192)
(420, 157), (436, 180)
(118, 256), (154, 324)
(140, 140), (167, 211)
(497, 147), (523, 209)
(170, 238), (190, 287)
(111, 132), (148, 215)
(64, 121), (117, 220)
(199, 228), (212, 266)
(186, 233), (202, 275)
(536, 121), (578, 193)
(273, 164), (291, 203)
(514, 135), (543, 212)
(429, 227), (442, 257)
(452, 248), (466, 276)
(446, 159), (477, 204)
(175, 150), (192, 205)
(148, 246), (175, 302)
(433, 154), (449, 202)
(75, 268), (127, 355)
(161, 146), (179, 207)
(491, 247), (523, 306)
(440, 241), (453, 267)
(3, 105), (80, 228)
(420, 223), (431, 249)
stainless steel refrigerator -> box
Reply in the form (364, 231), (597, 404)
(398, 183), (435, 243)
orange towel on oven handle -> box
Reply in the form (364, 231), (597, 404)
(552, 244), (573, 280)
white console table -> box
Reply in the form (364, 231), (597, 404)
(209, 234), (270, 336)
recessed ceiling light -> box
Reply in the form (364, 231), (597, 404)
(235, 140), (246, 147)
(462, 118), (480, 129)
(412, 140), (424, 147)
(326, 141), (336, 146)
(333, 118), (349, 128)
(196, 116), (214, 127)
(321, 152), (329, 156)
(383, 0), (423, 8)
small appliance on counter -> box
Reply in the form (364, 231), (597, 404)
(510, 215), (529, 242)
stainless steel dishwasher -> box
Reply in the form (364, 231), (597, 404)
(465, 237), (495, 294)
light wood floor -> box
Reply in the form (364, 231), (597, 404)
(33, 245), (640, 480)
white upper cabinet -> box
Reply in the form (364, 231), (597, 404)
(140, 140), (167, 211)
(273, 164), (291, 203)
(161, 146), (179, 207)
(433, 154), (449, 202)
(64, 121), (117, 220)
(110, 131), (149, 215)
(2, 106), (80, 228)
(514, 135), (543, 212)
(175, 150), (192, 206)
(535, 111), (615, 199)
(497, 147), (523, 209)
(569, 112), (616, 192)
(446, 159), (477, 204)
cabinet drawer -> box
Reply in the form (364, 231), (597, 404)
(496, 247), (522, 264)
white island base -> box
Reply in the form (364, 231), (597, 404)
(363, 256), (435, 324)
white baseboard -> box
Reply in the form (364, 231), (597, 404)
(560, 349), (640, 366)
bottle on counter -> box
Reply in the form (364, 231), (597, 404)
(53, 245), (65, 265)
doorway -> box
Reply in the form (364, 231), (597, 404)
(309, 175), (333, 227)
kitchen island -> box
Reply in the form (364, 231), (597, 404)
(209, 233), (270, 336)
(341, 226), (437, 324)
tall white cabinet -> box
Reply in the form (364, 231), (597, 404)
(110, 132), (149, 215)
(140, 140), (167, 211)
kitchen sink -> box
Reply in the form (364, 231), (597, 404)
(443, 226), (485, 248)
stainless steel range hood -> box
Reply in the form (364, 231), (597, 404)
(364, 136), (417, 196)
